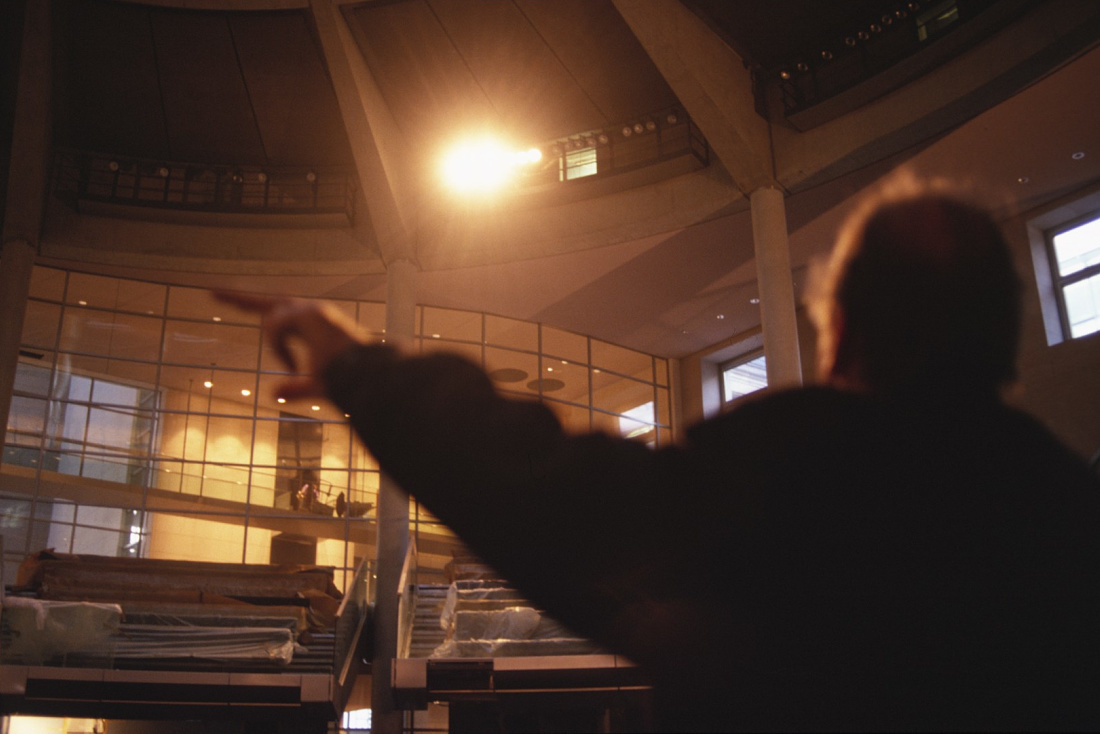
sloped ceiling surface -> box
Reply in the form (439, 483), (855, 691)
(343, 0), (680, 153)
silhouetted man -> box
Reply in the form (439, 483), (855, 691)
(219, 179), (1100, 732)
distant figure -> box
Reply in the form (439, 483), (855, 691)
(292, 481), (316, 513)
(218, 178), (1100, 732)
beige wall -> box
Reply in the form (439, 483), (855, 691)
(678, 308), (818, 428)
(676, 186), (1100, 464)
(1008, 185), (1100, 460)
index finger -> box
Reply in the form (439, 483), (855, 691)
(212, 289), (281, 314)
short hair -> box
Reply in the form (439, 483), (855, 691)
(810, 179), (1021, 397)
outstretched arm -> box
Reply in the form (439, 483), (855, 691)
(213, 290), (698, 669)
(213, 290), (364, 401)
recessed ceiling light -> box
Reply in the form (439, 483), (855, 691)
(750, 297), (761, 305)
(1017, 176), (1030, 184)
(277, 397), (286, 404)
(311, 405), (320, 411)
(203, 380), (213, 388)
(716, 314), (725, 319)
(212, 316), (222, 322)
(78, 300), (87, 306)
(1072, 151), (1086, 160)
(241, 389), (251, 396)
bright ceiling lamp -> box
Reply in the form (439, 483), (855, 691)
(441, 138), (541, 193)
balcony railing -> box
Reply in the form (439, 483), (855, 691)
(52, 148), (357, 221)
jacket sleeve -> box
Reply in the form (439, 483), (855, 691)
(322, 342), (698, 658)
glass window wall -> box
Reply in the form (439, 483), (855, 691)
(3, 266), (674, 589)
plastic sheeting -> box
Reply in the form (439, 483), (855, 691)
(2, 597), (122, 664)
(1, 598), (296, 665)
(429, 583), (603, 659)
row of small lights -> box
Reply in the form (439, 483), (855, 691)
(778, 2), (926, 81)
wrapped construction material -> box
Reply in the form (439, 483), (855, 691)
(2, 597), (122, 664)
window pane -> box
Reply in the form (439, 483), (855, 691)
(592, 371), (652, 418)
(162, 320), (259, 369)
(21, 301), (62, 349)
(485, 347), (538, 398)
(541, 326), (588, 364)
(562, 146), (597, 180)
(723, 355), (768, 402)
(1064, 273), (1100, 338)
(541, 358), (590, 406)
(1053, 216), (1100, 277)
(591, 340), (651, 380)
(485, 315), (537, 351)
(30, 266), (66, 301)
(60, 309), (163, 360)
(168, 285), (260, 325)
(423, 307), (481, 342)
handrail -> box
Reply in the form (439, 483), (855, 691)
(396, 538), (419, 660)
(332, 553), (373, 714)
(52, 147), (356, 220)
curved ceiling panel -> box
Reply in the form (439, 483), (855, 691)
(52, 0), (352, 167)
(343, 0), (681, 158)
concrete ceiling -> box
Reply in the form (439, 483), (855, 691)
(4, 0), (1100, 359)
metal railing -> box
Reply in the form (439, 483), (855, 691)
(518, 106), (708, 189)
(396, 538), (420, 659)
(52, 148), (357, 220)
(333, 554), (373, 713)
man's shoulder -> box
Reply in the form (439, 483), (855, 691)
(687, 385), (876, 442)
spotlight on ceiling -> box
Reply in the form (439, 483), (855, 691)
(441, 139), (542, 193)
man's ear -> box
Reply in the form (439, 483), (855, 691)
(816, 308), (842, 383)
(824, 309), (860, 387)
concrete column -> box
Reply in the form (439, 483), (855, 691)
(370, 257), (416, 734)
(0, 240), (36, 461)
(750, 186), (803, 388)
(1, 0), (53, 466)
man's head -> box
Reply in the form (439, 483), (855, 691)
(810, 179), (1021, 399)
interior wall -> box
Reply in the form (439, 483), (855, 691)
(678, 308), (817, 428)
(1007, 185), (1100, 460)
(677, 184), (1100, 463)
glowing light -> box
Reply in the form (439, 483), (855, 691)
(277, 397), (286, 404)
(441, 139), (542, 193)
(203, 380), (213, 389)
(311, 405), (321, 411)
(241, 389), (251, 396)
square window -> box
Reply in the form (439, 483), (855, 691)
(1049, 213), (1100, 340)
(721, 353), (768, 404)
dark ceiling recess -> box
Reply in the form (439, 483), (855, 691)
(50, 0), (354, 169)
(682, 0), (1029, 124)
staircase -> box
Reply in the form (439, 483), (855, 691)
(406, 550), (602, 659)
(409, 583), (450, 658)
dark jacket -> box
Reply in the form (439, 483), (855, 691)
(326, 344), (1100, 732)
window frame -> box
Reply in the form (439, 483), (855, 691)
(1045, 209), (1100, 341)
(719, 349), (768, 407)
